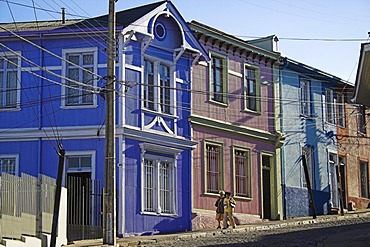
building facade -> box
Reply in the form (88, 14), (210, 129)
(0, 0), (207, 238)
(279, 58), (350, 218)
(188, 21), (283, 229)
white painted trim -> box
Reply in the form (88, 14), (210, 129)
(125, 64), (141, 72)
(61, 47), (98, 108)
(65, 150), (96, 180)
(0, 154), (19, 175)
(228, 69), (242, 78)
(198, 61), (208, 67)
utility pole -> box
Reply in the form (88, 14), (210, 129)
(103, 0), (116, 245)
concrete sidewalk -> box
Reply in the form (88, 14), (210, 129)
(67, 210), (370, 247)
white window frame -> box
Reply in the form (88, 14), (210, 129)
(0, 154), (19, 175)
(140, 143), (180, 216)
(244, 63), (260, 112)
(0, 52), (21, 111)
(325, 88), (335, 124)
(233, 146), (251, 199)
(302, 146), (313, 188)
(65, 150), (96, 179)
(142, 56), (174, 115)
(336, 93), (345, 127)
(300, 78), (311, 117)
(61, 47), (98, 109)
(209, 51), (227, 105)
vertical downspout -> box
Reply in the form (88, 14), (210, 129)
(37, 32), (43, 238)
(280, 61), (287, 220)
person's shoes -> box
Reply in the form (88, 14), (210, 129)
(233, 225), (236, 229)
(217, 226), (221, 229)
(222, 227), (227, 229)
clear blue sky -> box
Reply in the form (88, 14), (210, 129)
(1, 0), (369, 83)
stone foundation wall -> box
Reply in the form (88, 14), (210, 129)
(192, 211), (262, 230)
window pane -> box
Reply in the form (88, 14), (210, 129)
(0, 158), (16, 175)
(7, 58), (17, 69)
(144, 159), (155, 212)
(68, 55), (79, 65)
(235, 150), (249, 197)
(144, 60), (155, 110)
(80, 157), (91, 167)
(206, 144), (221, 193)
(212, 57), (224, 103)
(159, 162), (172, 213)
(0, 59), (4, 69)
(360, 161), (369, 198)
(83, 54), (93, 65)
(160, 64), (171, 114)
(67, 157), (79, 168)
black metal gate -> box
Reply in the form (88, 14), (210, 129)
(66, 175), (103, 241)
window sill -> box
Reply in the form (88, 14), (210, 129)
(140, 211), (178, 218)
(209, 99), (228, 107)
(242, 109), (261, 115)
(142, 108), (178, 119)
(0, 107), (21, 112)
(234, 195), (252, 201)
(61, 104), (98, 110)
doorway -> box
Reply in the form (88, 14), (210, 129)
(261, 154), (272, 219)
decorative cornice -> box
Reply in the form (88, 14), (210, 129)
(189, 115), (279, 143)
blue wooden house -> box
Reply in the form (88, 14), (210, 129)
(0, 0), (207, 238)
(279, 58), (350, 218)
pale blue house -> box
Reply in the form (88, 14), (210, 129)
(279, 58), (349, 217)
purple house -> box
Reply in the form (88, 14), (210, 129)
(188, 21), (283, 229)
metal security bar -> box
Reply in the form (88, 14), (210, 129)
(66, 176), (102, 241)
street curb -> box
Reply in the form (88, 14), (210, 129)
(69, 211), (370, 246)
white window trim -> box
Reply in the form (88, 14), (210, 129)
(0, 51), (22, 111)
(64, 150), (96, 180)
(0, 154), (19, 175)
(208, 51), (228, 106)
(61, 47), (98, 109)
(336, 93), (345, 128)
(140, 143), (180, 217)
(142, 56), (175, 116)
(325, 88), (336, 124)
(300, 79), (311, 117)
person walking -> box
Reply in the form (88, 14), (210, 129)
(215, 190), (225, 229)
(223, 191), (236, 229)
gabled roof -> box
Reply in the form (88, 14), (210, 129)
(0, 1), (166, 34)
(188, 20), (281, 61)
(353, 42), (370, 106)
(283, 57), (351, 86)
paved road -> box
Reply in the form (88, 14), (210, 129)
(149, 217), (370, 247)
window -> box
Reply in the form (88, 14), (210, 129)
(302, 147), (313, 188)
(0, 55), (20, 109)
(233, 147), (251, 198)
(359, 161), (369, 198)
(143, 157), (175, 214)
(0, 155), (18, 175)
(358, 105), (366, 134)
(300, 79), (311, 116)
(66, 155), (92, 170)
(337, 93), (345, 127)
(205, 142), (223, 194)
(244, 64), (260, 112)
(209, 52), (227, 104)
(62, 48), (97, 108)
(325, 89), (335, 124)
(143, 59), (173, 114)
